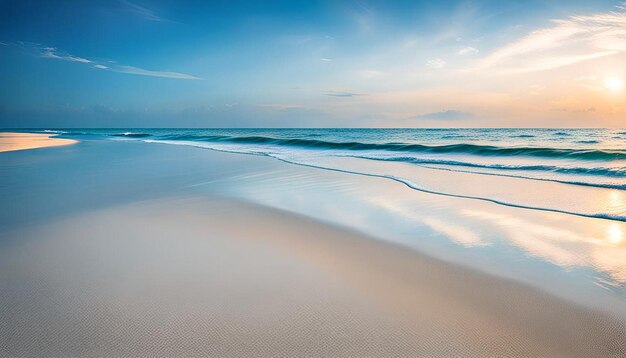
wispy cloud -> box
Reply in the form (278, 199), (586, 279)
(118, 0), (172, 22)
(324, 90), (363, 97)
(258, 104), (309, 111)
(14, 42), (200, 80)
(477, 4), (626, 73)
(40, 47), (91, 63)
(426, 58), (446, 69)
(112, 65), (201, 80)
(457, 46), (479, 56)
(413, 109), (473, 120)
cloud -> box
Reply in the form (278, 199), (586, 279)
(258, 104), (309, 111)
(320, 58), (333, 62)
(477, 4), (626, 73)
(413, 109), (473, 120)
(456, 46), (479, 56)
(40, 47), (91, 63)
(551, 106), (596, 113)
(118, 0), (172, 22)
(111, 65), (201, 80)
(324, 90), (363, 97)
(15, 42), (200, 80)
(426, 58), (446, 69)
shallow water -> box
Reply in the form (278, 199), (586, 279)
(33, 128), (624, 221)
(43, 128), (626, 189)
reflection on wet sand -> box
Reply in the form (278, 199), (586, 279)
(609, 222), (623, 245)
(365, 188), (626, 288)
(461, 210), (626, 284)
(342, 159), (626, 288)
(213, 157), (626, 300)
(366, 196), (487, 247)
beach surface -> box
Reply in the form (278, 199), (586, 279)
(0, 132), (77, 152)
(1, 135), (625, 357)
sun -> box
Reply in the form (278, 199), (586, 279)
(604, 76), (624, 92)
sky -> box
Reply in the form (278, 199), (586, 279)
(0, 0), (625, 128)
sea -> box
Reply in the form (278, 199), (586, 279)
(41, 128), (625, 219)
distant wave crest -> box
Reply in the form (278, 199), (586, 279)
(156, 134), (626, 161)
(110, 132), (153, 138)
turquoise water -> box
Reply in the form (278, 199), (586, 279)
(39, 128), (626, 220)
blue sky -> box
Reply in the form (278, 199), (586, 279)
(1, 0), (624, 127)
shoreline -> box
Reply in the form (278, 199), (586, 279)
(0, 132), (77, 153)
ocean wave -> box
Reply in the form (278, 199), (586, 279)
(440, 135), (467, 139)
(153, 134), (626, 161)
(43, 130), (67, 134)
(349, 155), (626, 178)
(413, 164), (626, 190)
(110, 132), (153, 138)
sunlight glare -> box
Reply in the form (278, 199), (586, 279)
(608, 222), (623, 245)
(604, 76), (624, 92)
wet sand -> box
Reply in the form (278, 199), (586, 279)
(1, 138), (625, 357)
(0, 132), (77, 152)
